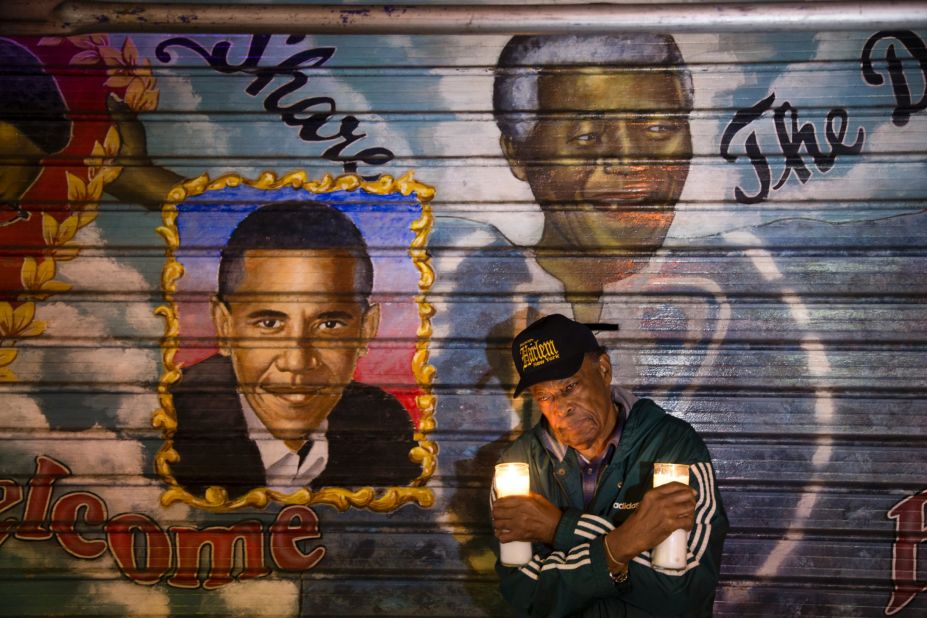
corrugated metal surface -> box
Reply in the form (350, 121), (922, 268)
(0, 10), (925, 618)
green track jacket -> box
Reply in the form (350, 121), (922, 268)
(496, 387), (728, 617)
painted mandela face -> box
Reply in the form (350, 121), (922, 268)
(503, 70), (692, 255)
(211, 250), (379, 442)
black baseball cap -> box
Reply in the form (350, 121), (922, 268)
(511, 314), (601, 397)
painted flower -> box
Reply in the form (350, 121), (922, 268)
(0, 348), (17, 381)
(66, 171), (103, 229)
(86, 126), (122, 184)
(0, 302), (45, 339)
(20, 257), (70, 299)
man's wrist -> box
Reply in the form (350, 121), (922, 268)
(602, 536), (629, 584)
(543, 510), (563, 545)
(603, 535), (628, 572)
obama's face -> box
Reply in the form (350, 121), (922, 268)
(503, 69), (692, 254)
(211, 250), (378, 442)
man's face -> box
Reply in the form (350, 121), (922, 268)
(211, 249), (378, 442)
(503, 70), (692, 253)
(528, 353), (616, 457)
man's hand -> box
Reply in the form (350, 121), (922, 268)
(605, 482), (697, 566)
(492, 492), (562, 546)
(105, 94), (183, 210)
(107, 94), (150, 166)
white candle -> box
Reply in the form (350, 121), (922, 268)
(494, 462), (533, 566)
(651, 463), (690, 571)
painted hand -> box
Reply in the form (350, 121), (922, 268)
(108, 93), (150, 166)
(105, 93), (183, 209)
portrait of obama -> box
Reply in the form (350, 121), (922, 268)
(169, 200), (420, 498)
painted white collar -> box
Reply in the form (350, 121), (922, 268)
(239, 393), (329, 492)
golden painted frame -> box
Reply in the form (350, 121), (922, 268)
(153, 170), (436, 512)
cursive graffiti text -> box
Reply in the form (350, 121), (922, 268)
(154, 34), (394, 174)
(720, 93), (864, 204)
(862, 30), (927, 127)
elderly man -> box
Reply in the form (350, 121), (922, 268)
(492, 314), (728, 617)
(170, 200), (420, 497)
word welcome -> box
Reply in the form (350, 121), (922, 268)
(0, 456), (326, 589)
(720, 30), (927, 204)
(154, 34), (394, 174)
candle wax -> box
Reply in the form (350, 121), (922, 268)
(651, 463), (690, 571)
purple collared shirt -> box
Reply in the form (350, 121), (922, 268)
(577, 406), (625, 508)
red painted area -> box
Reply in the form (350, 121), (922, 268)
(106, 513), (173, 585)
(886, 488), (927, 615)
(50, 492), (108, 559)
(269, 505), (327, 571)
(15, 455), (70, 540)
(168, 522), (270, 589)
(1, 38), (114, 300)
(0, 480), (23, 548)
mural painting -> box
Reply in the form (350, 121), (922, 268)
(157, 172), (436, 509)
(0, 23), (924, 617)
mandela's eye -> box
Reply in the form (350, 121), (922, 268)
(645, 121), (680, 139)
(570, 132), (600, 144)
(255, 318), (283, 330)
